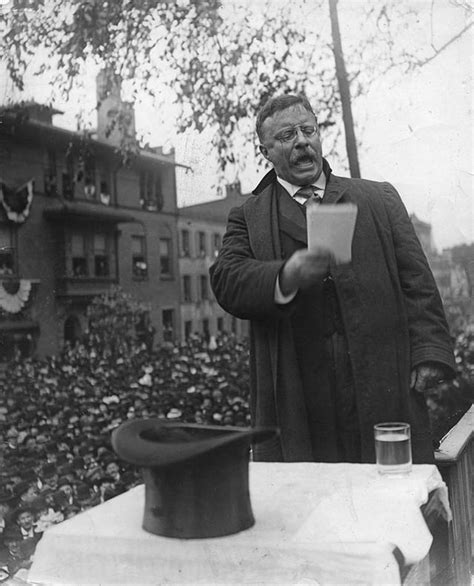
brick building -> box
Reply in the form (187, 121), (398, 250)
(178, 182), (250, 341)
(0, 77), (185, 361)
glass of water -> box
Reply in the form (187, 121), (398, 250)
(374, 422), (412, 475)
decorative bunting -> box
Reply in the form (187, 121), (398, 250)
(0, 279), (32, 313)
(0, 179), (34, 223)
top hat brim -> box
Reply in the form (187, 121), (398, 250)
(111, 419), (278, 467)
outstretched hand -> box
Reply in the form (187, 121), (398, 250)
(410, 362), (448, 394)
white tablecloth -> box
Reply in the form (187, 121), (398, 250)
(28, 462), (450, 585)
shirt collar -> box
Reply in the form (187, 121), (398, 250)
(277, 172), (327, 198)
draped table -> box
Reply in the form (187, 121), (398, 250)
(28, 462), (451, 585)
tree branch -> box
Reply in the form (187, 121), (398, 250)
(418, 21), (473, 67)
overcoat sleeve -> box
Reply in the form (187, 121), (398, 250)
(209, 204), (292, 321)
(381, 183), (456, 375)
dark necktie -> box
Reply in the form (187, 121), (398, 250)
(295, 185), (322, 207)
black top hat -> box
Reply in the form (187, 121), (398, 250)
(111, 419), (277, 539)
(12, 481), (31, 498)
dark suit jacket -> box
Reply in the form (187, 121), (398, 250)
(210, 162), (455, 463)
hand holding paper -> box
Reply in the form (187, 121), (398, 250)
(307, 203), (358, 264)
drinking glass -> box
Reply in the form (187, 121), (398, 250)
(374, 422), (412, 475)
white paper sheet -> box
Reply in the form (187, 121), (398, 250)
(307, 203), (358, 263)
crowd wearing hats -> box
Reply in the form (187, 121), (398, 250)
(0, 331), (251, 580)
(0, 297), (472, 580)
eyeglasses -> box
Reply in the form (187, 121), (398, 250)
(275, 125), (318, 143)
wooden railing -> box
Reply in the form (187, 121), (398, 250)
(435, 405), (474, 586)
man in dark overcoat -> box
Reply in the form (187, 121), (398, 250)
(209, 94), (455, 464)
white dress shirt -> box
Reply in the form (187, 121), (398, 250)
(274, 173), (327, 304)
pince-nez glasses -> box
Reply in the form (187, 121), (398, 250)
(275, 125), (318, 143)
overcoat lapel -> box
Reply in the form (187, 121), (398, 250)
(323, 174), (351, 204)
(245, 183), (281, 262)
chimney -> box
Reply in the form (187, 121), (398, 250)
(225, 180), (242, 199)
(96, 70), (136, 147)
(8, 102), (63, 125)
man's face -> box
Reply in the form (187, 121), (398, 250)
(5, 538), (21, 556)
(259, 104), (323, 186)
(17, 511), (34, 530)
(105, 462), (119, 477)
(100, 481), (113, 495)
(45, 475), (58, 490)
(0, 503), (10, 518)
(59, 484), (73, 498)
(21, 486), (38, 503)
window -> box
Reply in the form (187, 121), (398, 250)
(154, 175), (164, 211)
(132, 235), (148, 278)
(0, 225), (15, 276)
(94, 233), (109, 276)
(162, 309), (174, 342)
(63, 152), (75, 200)
(140, 170), (163, 211)
(213, 233), (221, 257)
(217, 317), (224, 332)
(197, 232), (206, 257)
(69, 231), (114, 279)
(84, 154), (96, 199)
(184, 320), (193, 339)
(64, 315), (82, 347)
(99, 172), (111, 205)
(71, 233), (87, 277)
(0, 331), (35, 363)
(159, 238), (172, 277)
(182, 275), (192, 302)
(202, 318), (210, 340)
(44, 149), (57, 196)
(200, 275), (209, 300)
(181, 230), (190, 257)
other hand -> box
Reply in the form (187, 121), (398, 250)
(279, 248), (333, 294)
(410, 362), (448, 394)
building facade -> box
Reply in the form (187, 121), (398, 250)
(410, 213), (471, 301)
(0, 91), (183, 361)
(177, 183), (249, 341)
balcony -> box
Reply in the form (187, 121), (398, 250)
(44, 201), (136, 225)
(55, 276), (117, 300)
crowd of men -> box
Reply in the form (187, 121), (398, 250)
(0, 324), (472, 580)
(0, 333), (251, 580)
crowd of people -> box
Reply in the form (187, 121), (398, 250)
(0, 316), (472, 580)
(0, 332), (251, 580)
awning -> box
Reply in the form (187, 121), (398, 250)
(0, 320), (39, 332)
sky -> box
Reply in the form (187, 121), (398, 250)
(0, 0), (472, 251)
(355, 2), (473, 252)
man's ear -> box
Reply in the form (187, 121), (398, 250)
(259, 144), (270, 161)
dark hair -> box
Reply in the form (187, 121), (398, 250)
(256, 94), (316, 142)
(13, 505), (34, 522)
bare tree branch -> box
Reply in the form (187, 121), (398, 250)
(416, 21), (473, 67)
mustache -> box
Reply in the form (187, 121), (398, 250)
(291, 150), (315, 164)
